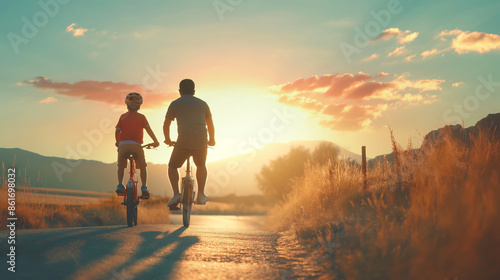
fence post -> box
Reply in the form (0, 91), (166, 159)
(362, 146), (367, 190)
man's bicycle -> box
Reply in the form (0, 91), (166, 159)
(168, 143), (197, 228)
(122, 143), (155, 227)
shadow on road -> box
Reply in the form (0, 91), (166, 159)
(14, 226), (126, 279)
(14, 225), (199, 280)
(112, 226), (199, 280)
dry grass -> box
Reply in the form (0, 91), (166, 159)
(265, 129), (500, 279)
(0, 179), (169, 229)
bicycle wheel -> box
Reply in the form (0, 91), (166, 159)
(134, 206), (138, 226)
(182, 179), (193, 227)
(126, 183), (135, 227)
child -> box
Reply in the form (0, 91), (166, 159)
(115, 92), (159, 198)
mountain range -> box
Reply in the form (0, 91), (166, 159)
(3, 112), (498, 197)
(0, 140), (360, 197)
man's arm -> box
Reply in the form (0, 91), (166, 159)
(206, 117), (215, 146)
(145, 126), (160, 147)
(163, 118), (174, 145)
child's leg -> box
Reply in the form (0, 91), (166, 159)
(118, 167), (125, 185)
(117, 145), (127, 185)
(139, 166), (147, 186)
(132, 144), (147, 187)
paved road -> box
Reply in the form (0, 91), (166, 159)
(2, 215), (321, 280)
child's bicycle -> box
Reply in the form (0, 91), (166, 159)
(121, 143), (156, 227)
(168, 143), (197, 228)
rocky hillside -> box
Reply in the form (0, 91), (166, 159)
(422, 113), (500, 149)
(370, 113), (500, 167)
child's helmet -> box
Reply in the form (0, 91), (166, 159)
(125, 92), (143, 104)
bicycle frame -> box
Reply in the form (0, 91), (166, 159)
(124, 156), (139, 205)
(167, 143), (208, 227)
(121, 143), (155, 227)
(182, 156), (195, 203)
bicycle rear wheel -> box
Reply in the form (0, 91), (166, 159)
(126, 184), (135, 227)
(182, 180), (193, 227)
(134, 207), (138, 226)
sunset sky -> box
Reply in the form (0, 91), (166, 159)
(1, 0), (499, 164)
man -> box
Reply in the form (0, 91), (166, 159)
(164, 79), (215, 206)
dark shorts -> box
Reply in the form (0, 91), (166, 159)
(117, 144), (147, 169)
(169, 146), (207, 168)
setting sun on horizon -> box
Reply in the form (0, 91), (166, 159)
(1, 0), (499, 165)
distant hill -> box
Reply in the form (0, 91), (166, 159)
(0, 148), (170, 195)
(0, 140), (359, 197)
(205, 140), (361, 196)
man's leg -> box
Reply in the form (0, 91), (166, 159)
(168, 166), (180, 195)
(196, 165), (207, 196)
(193, 147), (209, 199)
(168, 147), (188, 196)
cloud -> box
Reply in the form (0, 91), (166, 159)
(392, 74), (444, 92)
(362, 53), (379, 62)
(39, 96), (58, 104)
(400, 32), (419, 44)
(388, 46), (407, 57)
(273, 73), (443, 101)
(23, 76), (174, 109)
(405, 54), (416, 62)
(421, 48), (444, 58)
(438, 30), (463, 37)
(374, 28), (419, 44)
(438, 29), (500, 54)
(319, 104), (388, 131)
(452, 82), (464, 87)
(66, 23), (88, 37)
(271, 73), (445, 131)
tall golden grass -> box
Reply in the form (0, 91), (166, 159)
(265, 129), (500, 279)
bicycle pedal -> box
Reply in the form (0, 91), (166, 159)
(140, 192), (150, 199)
(169, 205), (181, 211)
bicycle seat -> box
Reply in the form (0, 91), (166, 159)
(124, 152), (138, 159)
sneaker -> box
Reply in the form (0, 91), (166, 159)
(197, 194), (209, 205)
(167, 193), (182, 207)
(141, 185), (150, 199)
(116, 184), (126, 196)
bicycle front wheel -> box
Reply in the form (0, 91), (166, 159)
(182, 180), (193, 227)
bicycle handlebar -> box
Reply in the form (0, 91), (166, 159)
(165, 141), (176, 147)
(142, 143), (157, 149)
(165, 141), (214, 149)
